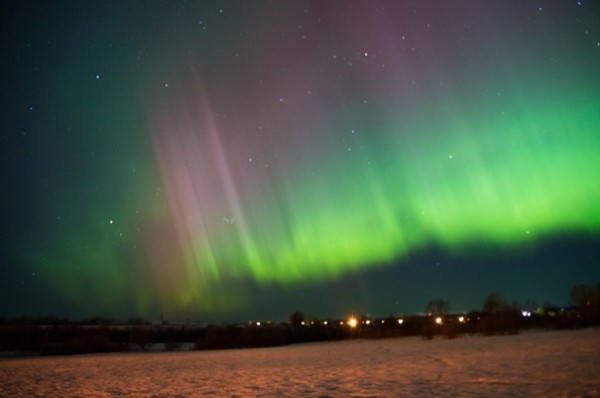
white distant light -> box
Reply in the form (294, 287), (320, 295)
(365, 320), (371, 325)
(323, 321), (328, 325)
(397, 319), (404, 325)
(256, 321), (261, 326)
(458, 316), (465, 323)
(435, 317), (443, 325)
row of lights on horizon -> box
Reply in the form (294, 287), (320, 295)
(252, 312), (565, 327)
(345, 315), (469, 328)
(346, 316), (406, 328)
(251, 316), (475, 328)
(251, 317), (408, 328)
(251, 311), (557, 327)
(344, 315), (471, 328)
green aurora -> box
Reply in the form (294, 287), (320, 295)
(4, 1), (599, 320)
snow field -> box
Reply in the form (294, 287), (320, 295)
(1, 328), (598, 397)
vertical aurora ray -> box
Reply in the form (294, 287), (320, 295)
(139, 1), (600, 314)
(14, 1), (599, 319)
(147, 81), (600, 292)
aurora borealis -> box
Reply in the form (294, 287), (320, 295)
(2, 1), (599, 322)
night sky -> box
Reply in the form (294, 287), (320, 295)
(2, 1), (599, 323)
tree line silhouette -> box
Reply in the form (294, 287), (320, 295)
(1, 282), (598, 356)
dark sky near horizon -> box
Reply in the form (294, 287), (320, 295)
(1, 0), (599, 323)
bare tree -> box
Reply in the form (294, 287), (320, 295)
(483, 292), (508, 314)
(289, 311), (305, 327)
(425, 299), (450, 315)
(570, 283), (600, 310)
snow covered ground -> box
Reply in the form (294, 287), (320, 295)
(1, 328), (599, 397)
